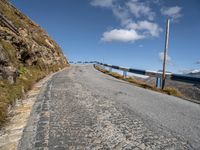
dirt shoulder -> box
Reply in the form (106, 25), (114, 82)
(0, 69), (61, 150)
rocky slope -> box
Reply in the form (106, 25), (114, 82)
(0, 0), (68, 124)
(140, 77), (200, 102)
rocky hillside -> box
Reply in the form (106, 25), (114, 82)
(0, 0), (68, 124)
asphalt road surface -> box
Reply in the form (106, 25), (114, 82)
(18, 64), (200, 150)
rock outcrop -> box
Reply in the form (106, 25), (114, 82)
(0, 0), (68, 83)
(0, 0), (68, 124)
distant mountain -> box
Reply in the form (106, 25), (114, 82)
(134, 75), (200, 102)
(188, 70), (200, 77)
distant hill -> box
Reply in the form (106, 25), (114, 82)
(188, 71), (200, 77)
(133, 74), (200, 102)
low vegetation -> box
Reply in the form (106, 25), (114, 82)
(94, 65), (183, 98)
(0, 66), (46, 125)
(0, 39), (17, 65)
(0, 1), (25, 28)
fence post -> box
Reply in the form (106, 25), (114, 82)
(123, 71), (127, 78)
(162, 19), (170, 89)
(101, 65), (105, 69)
(156, 77), (162, 88)
(109, 67), (112, 72)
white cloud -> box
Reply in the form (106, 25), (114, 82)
(112, 5), (131, 25)
(159, 52), (171, 62)
(179, 69), (200, 74)
(90, 0), (114, 7)
(126, 21), (162, 37)
(101, 20), (162, 42)
(90, 0), (181, 43)
(90, 0), (131, 25)
(190, 69), (200, 73)
(161, 6), (182, 20)
(126, 0), (155, 20)
(101, 29), (144, 42)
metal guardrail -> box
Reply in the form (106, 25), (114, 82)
(94, 62), (200, 87)
(0, 13), (19, 35)
(69, 61), (96, 64)
(171, 74), (200, 84)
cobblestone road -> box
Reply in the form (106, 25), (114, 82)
(18, 65), (199, 150)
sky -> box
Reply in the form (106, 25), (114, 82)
(10, 0), (200, 73)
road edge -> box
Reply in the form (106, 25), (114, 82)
(0, 67), (69, 150)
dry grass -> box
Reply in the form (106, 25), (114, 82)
(108, 72), (123, 79)
(0, 1), (25, 28)
(0, 39), (17, 64)
(94, 65), (183, 98)
(32, 34), (49, 48)
(163, 87), (183, 97)
(0, 63), (66, 126)
(0, 66), (46, 125)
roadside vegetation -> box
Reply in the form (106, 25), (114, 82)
(0, 65), (61, 126)
(94, 65), (183, 98)
(0, 37), (64, 126)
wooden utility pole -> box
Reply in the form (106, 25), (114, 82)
(162, 19), (170, 89)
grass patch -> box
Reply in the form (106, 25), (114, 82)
(163, 87), (183, 97)
(0, 66), (47, 126)
(0, 39), (17, 65)
(0, 63), (67, 126)
(32, 34), (49, 48)
(0, 1), (25, 28)
(108, 72), (123, 79)
(0, 80), (23, 125)
(94, 65), (183, 98)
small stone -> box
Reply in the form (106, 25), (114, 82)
(139, 143), (146, 150)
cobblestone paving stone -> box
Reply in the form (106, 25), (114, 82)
(18, 66), (192, 150)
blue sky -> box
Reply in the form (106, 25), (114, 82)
(11, 0), (200, 73)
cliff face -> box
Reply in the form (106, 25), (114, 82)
(0, 0), (68, 124)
